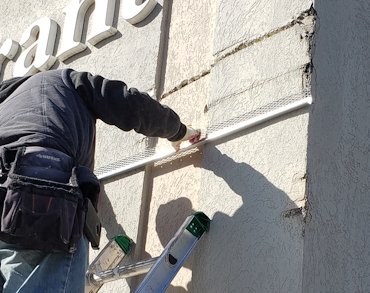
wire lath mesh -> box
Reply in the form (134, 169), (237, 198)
(95, 89), (311, 179)
(94, 148), (156, 177)
(208, 90), (311, 133)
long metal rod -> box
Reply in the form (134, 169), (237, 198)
(89, 257), (159, 285)
(97, 96), (312, 180)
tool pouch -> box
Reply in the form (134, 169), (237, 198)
(84, 198), (101, 250)
(0, 147), (85, 253)
(76, 165), (101, 250)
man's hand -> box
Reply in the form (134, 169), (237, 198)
(171, 126), (201, 151)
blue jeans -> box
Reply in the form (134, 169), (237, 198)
(0, 237), (88, 293)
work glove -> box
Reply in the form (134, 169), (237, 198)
(171, 126), (201, 152)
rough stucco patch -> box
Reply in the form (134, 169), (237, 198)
(162, 0), (216, 94)
(192, 112), (308, 293)
(213, 0), (312, 55)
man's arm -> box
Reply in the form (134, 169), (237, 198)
(68, 70), (186, 141)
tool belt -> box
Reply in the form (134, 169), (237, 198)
(0, 146), (101, 253)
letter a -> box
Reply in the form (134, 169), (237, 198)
(13, 17), (57, 77)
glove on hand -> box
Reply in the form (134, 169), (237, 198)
(171, 126), (201, 151)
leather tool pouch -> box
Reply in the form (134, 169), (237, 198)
(0, 147), (85, 253)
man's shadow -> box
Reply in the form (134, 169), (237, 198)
(155, 198), (195, 293)
(98, 187), (127, 240)
(154, 144), (305, 292)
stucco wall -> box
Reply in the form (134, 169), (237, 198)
(0, 0), (319, 292)
(304, 0), (370, 292)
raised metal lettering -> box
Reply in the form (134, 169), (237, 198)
(57, 0), (94, 61)
(88, 0), (118, 45)
(13, 17), (57, 77)
(120, 0), (157, 24)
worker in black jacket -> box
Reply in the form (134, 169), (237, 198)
(0, 69), (200, 293)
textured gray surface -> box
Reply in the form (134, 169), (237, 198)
(304, 0), (370, 292)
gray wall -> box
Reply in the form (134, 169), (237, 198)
(304, 0), (370, 292)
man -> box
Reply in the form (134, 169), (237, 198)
(0, 69), (200, 292)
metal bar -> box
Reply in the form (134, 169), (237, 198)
(97, 96), (312, 180)
(88, 258), (159, 285)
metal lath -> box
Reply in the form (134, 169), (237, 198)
(208, 90), (310, 133)
(95, 89), (312, 180)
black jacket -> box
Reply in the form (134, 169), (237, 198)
(0, 69), (186, 169)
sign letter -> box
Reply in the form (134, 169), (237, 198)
(57, 0), (94, 61)
(13, 17), (57, 77)
(88, 0), (117, 45)
(120, 0), (157, 24)
(0, 39), (19, 80)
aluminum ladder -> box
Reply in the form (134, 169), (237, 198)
(85, 212), (211, 293)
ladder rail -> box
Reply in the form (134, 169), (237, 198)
(134, 212), (211, 293)
(88, 257), (158, 285)
(86, 212), (210, 293)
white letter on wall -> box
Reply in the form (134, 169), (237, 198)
(57, 0), (94, 61)
(13, 17), (57, 77)
(120, 0), (157, 25)
(87, 0), (117, 45)
(0, 39), (19, 75)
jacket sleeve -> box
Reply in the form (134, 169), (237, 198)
(68, 70), (186, 141)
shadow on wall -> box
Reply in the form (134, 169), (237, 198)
(98, 187), (127, 239)
(155, 197), (195, 293)
(196, 145), (303, 292)
(156, 144), (304, 292)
